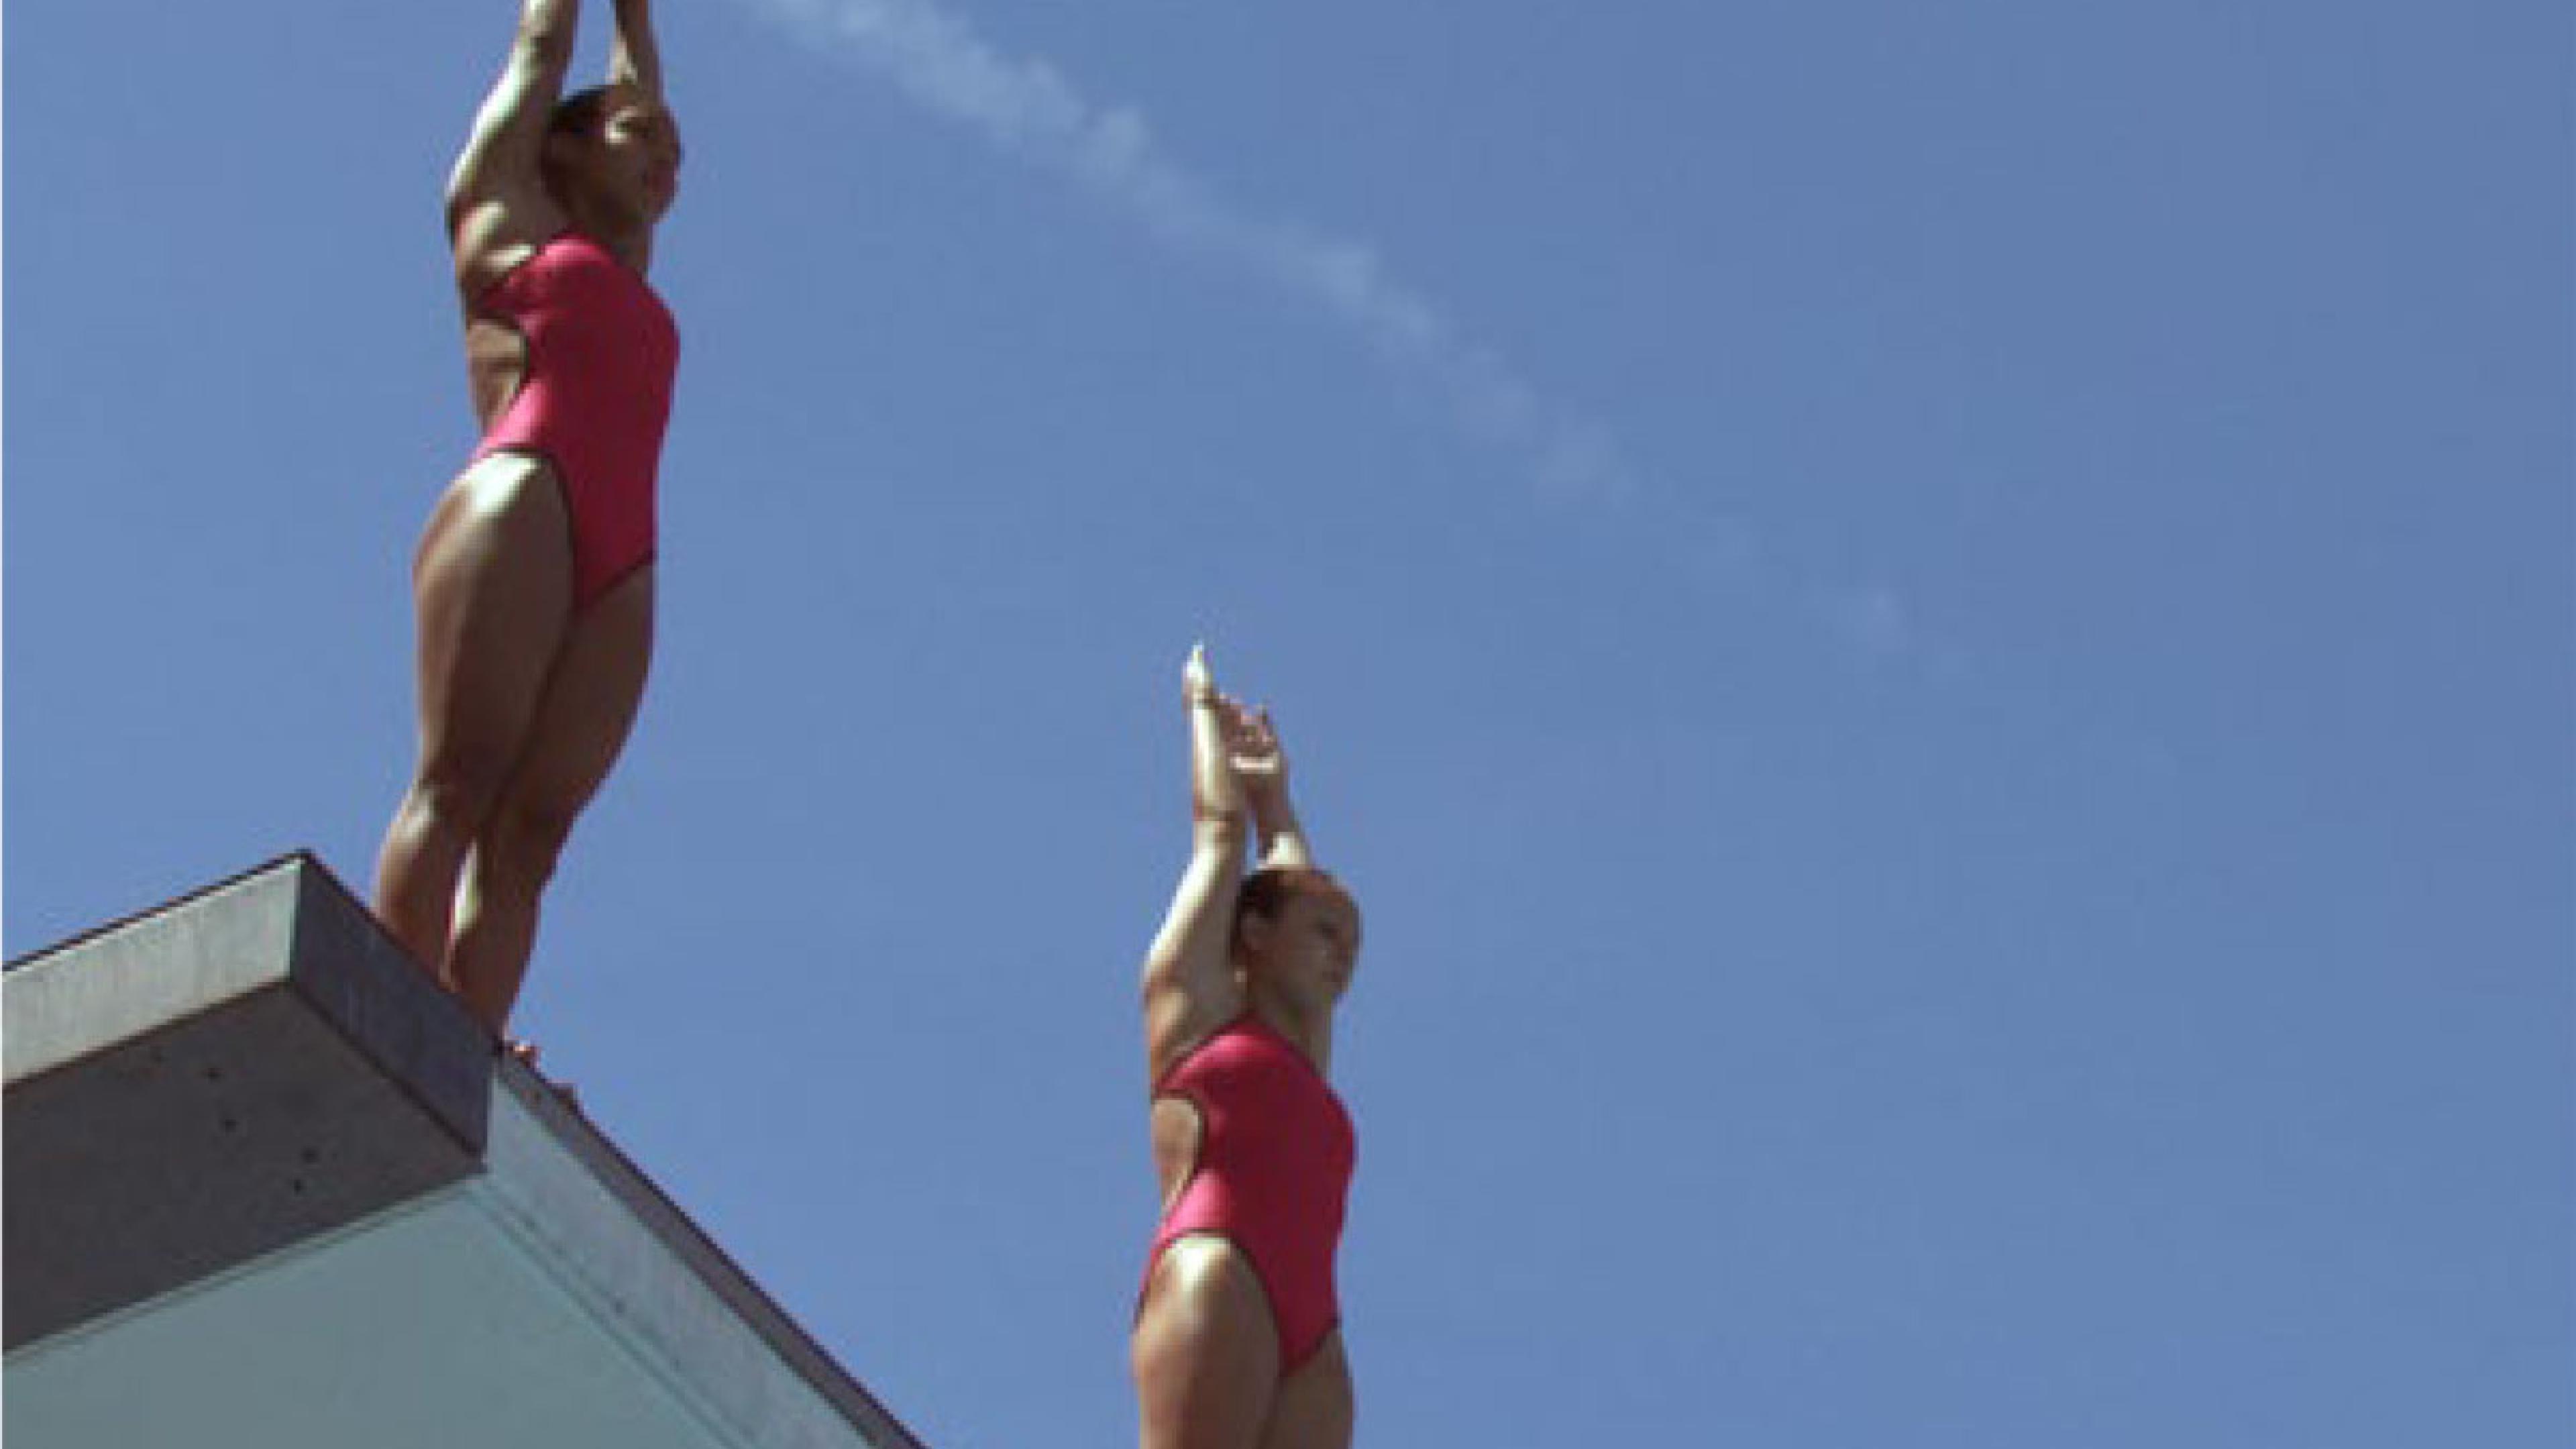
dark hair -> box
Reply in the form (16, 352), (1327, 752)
(549, 85), (616, 140)
(1232, 866), (1352, 949)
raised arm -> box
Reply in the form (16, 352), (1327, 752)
(1141, 647), (1253, 1079)
(1229, 705), (1315, 874)
(607, 0), (664, 101)
(446, 0), (581, 259)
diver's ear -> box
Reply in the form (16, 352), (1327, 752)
(1234, 906), (1275, 959)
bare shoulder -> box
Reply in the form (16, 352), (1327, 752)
(1140, 962), (1242, 1088)
(447, 192), (561, 306)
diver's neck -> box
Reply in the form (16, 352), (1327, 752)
(1248, 991), (1334, 1075)
(563, 202), (653, 273)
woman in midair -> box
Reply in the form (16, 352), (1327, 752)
(1135, 647), (1364, 1449)
(373, 0), (682, 1034)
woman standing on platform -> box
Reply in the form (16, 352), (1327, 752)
(374, 0), (682, 1034)
(1134, 647), (1364, 1449)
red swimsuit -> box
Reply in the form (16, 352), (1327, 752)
(471, 231), (680, 608)
(1146, 1014), (1357, 1373)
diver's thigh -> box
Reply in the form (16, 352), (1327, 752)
(410, 456), (574, 775)
(486, 566), (653, 841)
(1134, 1237), (1279, 1449)
(1261, 1330), (1351, 1449)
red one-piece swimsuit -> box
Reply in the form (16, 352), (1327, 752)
(1145, 1013), (1357, 1373)
(470, 231), (680, 609)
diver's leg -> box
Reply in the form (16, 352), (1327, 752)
(375, 455), (572, 982)
(447, 565), (653, 1031)
(1134, 1236), (1281, 1449)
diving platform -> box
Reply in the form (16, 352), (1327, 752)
(5, 854), (928, 1449)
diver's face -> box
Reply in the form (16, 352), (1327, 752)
(1243, 887), (1363, 1004)
(602, 97), (684, 218)
(555, 93), (684, 223)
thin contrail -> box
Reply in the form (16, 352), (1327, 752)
(749, 0), (1633, 504)
(745, 0), (1937, 661)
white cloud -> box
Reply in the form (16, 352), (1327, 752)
(749, 0), (1631, 504)
(745, 0), (1935, 665)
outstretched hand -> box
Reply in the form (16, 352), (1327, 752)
(1218, 698), (1290, 798)
(1183, 645), (1291, 800)
(1183, 642), (1219, 706)
(1178, 645), (1312, 869)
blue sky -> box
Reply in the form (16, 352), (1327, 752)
(9, 1), (2571, 1444)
